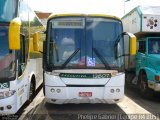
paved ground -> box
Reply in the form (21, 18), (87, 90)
(17, 86), (160, 120)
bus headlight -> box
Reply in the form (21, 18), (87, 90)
(56, 89), (61, 93)
(0, 90), (16, 99)
(51, 88), (55, 93)
(116, 88), (120, 93)
(110, 89), (114, 93)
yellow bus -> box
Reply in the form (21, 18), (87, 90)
(0, 0), (45, 114)
(43, 13), (136, 104)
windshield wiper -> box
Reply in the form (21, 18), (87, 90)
(61, 48), (80, 69)
(92, 48), (111, 70)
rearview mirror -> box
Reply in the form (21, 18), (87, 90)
(123, 32), (136, 55)
(129, 35), (136, 55)
(9, 18), (21, 50)
(33, 32), (39, 51)
(114, 43), (120, 59)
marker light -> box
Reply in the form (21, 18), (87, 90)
(155, 75), (159, 81)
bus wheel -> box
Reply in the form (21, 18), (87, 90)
(139, 72), (154, 99)
(27, 79), (35, 104)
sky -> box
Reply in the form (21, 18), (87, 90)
(28, 0), (160, 18)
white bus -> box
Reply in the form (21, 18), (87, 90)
(0, 0), (44, 114)
(43, 14), (136, 104)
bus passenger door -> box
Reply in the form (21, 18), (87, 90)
(17, 34), (28, 107)
(18, 34), (26, 77)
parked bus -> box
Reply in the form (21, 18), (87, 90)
(0, 0), (44, 114)
(43, 14), (136, 104)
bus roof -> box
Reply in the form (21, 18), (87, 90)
(48, 13), (121, 21)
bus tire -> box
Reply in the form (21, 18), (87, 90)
(27, 77), (36, 104)
(139, 71), (154, 99)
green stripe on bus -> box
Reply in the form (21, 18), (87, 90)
(59, 73), (111, 79)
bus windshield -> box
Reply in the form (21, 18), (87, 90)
(47, 17), (124, 71)
(0, 25), (16, 81)
(0, 0), (18, 22)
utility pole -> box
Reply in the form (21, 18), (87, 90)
(124, 0), (130, 15)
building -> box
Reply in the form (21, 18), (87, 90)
(35, 11), (52, 26)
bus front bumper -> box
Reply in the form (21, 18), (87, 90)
(45, 86), (124, 104)
(0, 93), (17, 115)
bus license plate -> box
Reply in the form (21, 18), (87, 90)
(79, 92), (92, 97)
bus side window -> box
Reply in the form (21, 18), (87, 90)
(18, 34), (26, 77)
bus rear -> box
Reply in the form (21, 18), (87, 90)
(43, 14), (136, 104)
